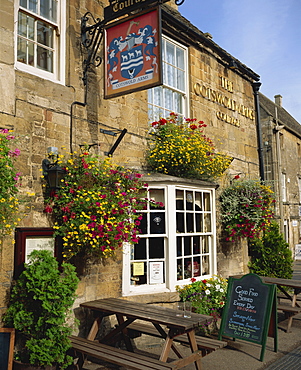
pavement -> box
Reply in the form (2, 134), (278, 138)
(82, 261), (301, 370)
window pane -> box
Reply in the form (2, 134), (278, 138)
(18, 12), (27, 37)
(28, 41), (34, 66)
(177, 69), (185, 91)
(193, 236), (200, 254)
(153, 86), (162, 106)
(195, 192), (202, 210)
(20, 0), (27, 8)
(176, 190), (184, 209)
(27, 16), (35, 40)
(203, 236), (209, 253)
(133, 239), (147, 260)
(193, 257), (201, 277)
(176, 212), (184, 232)
(149, 189), (165, 209)
(17, 38), (27, 64)
(131, 262), (147, 285)
(176, 47), (184, 69)
(177, 259), (183, 280)
(184, 236), (191, 255)
(28, 0), (37, 13)
(37, 46), (53, 72)
(37, 21), (53, 47)
(204, 193), (211, 211)
(204, 213), (212, 232)
(186, 213), (193, 232)
(177, 237), (182, 256)
(202, 255), (209, 275)
(164, 88), (173, 110)
(139, 213), (147, 234)
(184, 258), (192, 279)
(150, 212), (165, 234)
(149, 237), (164, 258)
(166, 41), (174, 64)
(166, 64), (175, 87)
(40, 0), (57, 22)
(195, 213), (203, 232)
(174, 92), (183, 114)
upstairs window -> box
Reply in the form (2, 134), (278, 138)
(16, 0), (65, 82)
(148, 36), (188, 122)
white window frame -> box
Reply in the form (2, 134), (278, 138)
(14, 0), (66, 84)
(122, 184), (217, 296)
(148, 35), (189, 122)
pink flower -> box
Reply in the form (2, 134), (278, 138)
(9, 148), (20, 157)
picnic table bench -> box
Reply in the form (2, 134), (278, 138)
(68, 298), (225, 369)
(127, 322), (227, 356)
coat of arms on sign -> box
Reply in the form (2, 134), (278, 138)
(105, 9), (162, 98)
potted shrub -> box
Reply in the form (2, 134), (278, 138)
(3, 249), (79, 369)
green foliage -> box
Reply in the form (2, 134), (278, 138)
(220, 179), (275, 241)
(146, 114), (232, 180)
(176, 275), (228, 318)
(0, 129), (21, 238)
(248, 221), (293, 279)
(3, 249), (79, 368)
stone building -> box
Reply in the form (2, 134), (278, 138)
(260, 93), (301, 256)
(0, 0), (263, 314)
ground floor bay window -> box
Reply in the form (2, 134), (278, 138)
(122, 177), (217, 296)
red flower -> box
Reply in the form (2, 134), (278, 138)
(159, 118), (167, 125)
(44, 205), (53, 213)
(191, 278), (196, 283)
(190, 124), (197, 130)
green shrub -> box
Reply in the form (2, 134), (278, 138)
(3, 249), (79, 368)
(248, 221), (293, 279)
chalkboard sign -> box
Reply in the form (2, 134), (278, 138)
(218, 273), (277, 361)
(0, 328), (15, 370)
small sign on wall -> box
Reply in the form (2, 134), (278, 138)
(295, 244), (301, 260)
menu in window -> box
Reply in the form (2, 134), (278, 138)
(149, 261), (164, 284)
(133, 262), (144, 276)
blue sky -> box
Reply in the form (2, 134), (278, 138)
(179, 0), (301, 123)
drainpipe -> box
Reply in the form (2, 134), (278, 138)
(274, 105), (285, 234)
(252, 82), (265, 181)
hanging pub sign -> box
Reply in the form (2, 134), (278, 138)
(104, 0), (169, 22)
(104, 8), (162, 99)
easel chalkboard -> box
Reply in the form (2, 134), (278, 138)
(218, 273), (278, 361)
(0, 328), (15, 370)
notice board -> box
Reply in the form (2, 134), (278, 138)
(0, 328), (15, 370)
(218, 273), (277, 361)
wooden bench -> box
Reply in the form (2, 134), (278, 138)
(127, 322), (227, 356)
(277, 304), (301, 314)
(68, 335), (202, 370)
(277, 293), (301, 302)
(277, 304), (301, 332)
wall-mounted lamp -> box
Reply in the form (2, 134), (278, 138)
(42, 147), (66, 193)
(229, 60), (238, 70)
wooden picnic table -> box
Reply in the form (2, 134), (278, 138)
(76, 297), (213, 369)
